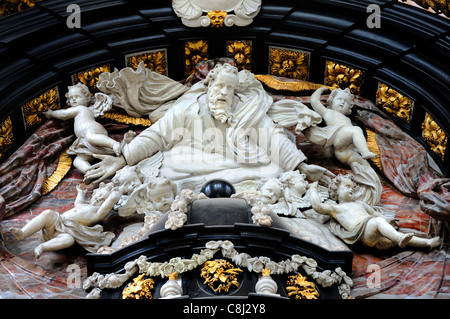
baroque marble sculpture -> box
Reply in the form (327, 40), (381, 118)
(304, 87), (377, 168)
(8, 59), (441, 268)
(44, 83), (121, 173)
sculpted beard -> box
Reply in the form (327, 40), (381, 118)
(208, 92), (233, 124)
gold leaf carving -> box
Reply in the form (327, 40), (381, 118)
(286, 273), (319, 299)
(376, 83), (412, 123)
(0, 117), (14, 160)
(227, 40), (252, 71)
(72, 64), (111, 95)
(422, 113), (447, 161)
(325, 60), (364, 95)
(254, 74), (333, 93)
(399, 0), (450, 17)
(200, 259), (243, 293)
(126, 49), (167, 75)
(184, 40), (209, 76)
(100, 111), (152, 127)
(207, 10), (227, 28)
(269, 47), (310, 80)
(43, 149), (72, 195)
(22, 87), (60, 130)
(122, 274), (155, 299)
(0, 0), (39, 18)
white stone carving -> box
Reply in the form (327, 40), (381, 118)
(172, 0), (262, 27)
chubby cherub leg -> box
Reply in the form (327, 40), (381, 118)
(85, 133), (121, 156)
(73, 154), (93, 174)
(362, 216), (414, 248)
(34, 233), (75, 259)
(10, 209), (59, 241)
(349, 127), (377, 159)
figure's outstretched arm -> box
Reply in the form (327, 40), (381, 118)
(44, 107), (80, 120)
(309, 87), (329, 118)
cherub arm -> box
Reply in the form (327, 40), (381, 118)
(44, 107), (80, 120)
(309, 181), (337, 217)
(75, 185), (87, 205)
(309, 87), (329, 118)
(92, 188), (123, 220)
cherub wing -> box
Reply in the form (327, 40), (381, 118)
(118, 184), (151, 217)
(90, 92), (113, 118)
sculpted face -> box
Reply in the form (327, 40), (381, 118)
(151, 183), (176, 213)
(261, 179), (282, 204)
(337, 178), (356, 203)
(68, 87), (89, 107)
(208, 71), (238, 123)
(330, 90), (353, 116)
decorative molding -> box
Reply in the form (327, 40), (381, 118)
(0, 117), (13, 160)
(227, 40), (252, 71)
(269, 47), (310, 81)
(422, 113), (447, 161)
(43, 149), (72, 195)
(125, 49), (168, 76)
(254, 74), (332, 93)
(21, 87), (60, 130)
(184, 40), (209, 76)
(376, 83), (413, 123)
(172, 0), (261, 27)
(72, 64), (111, 95)
(324, 60), (364, 95)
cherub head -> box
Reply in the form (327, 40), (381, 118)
(328, 174), (358, 203)
(279, 170), (308, 197)
(326, 88), (354, 116)
(260, 177), (283, 204)
(90, 182), (114, 205)
(112, 166), (144, 194)
(148, 177), (178, 213)
(66, 82), (91, 107)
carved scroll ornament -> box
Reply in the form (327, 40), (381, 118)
(172, 0), (262, 27)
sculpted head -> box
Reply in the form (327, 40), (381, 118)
(328, 174), (358, 203)
(260, 178), (283, 204)
(326, 88), (354, 116)
(66, 82), (91, 107)
(204, 63), (239, 124)
(149, 177), (178, 213)
(280, 170), (308, 197)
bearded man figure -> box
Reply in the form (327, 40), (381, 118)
(84, 62), (334, 191)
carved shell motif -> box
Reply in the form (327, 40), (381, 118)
(172, 0), (262, 27)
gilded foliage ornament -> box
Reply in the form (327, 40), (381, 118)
(376, 83), (413, 123)
(0, 117), (13, 160)
(422, 113), (447, 161)
(184, 40), (209, 75)
(286, 273), (320, 299)
(227, 40), (252, 71)
(127, 50), (167, 75)
(200, 259), (243, 293)
(399, 0), (450, 17)
(325, 61), (364, 95)
(72, 64), (111, 94)
(269, 47), (310, 80)
(22, 87), (60, 130)
(0, 0), (38, 17)
(122, 274), (155, 299)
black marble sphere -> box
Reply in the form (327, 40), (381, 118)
(200, 179), (236, 198)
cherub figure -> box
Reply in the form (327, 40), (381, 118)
(309, 175), (441, 250)
(260, 178), (283, 205)
(44, 82), (121, 173)
(304, 87), (377, 168)
(118, 176), (178, 217)
(8, 182), (130, 258)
